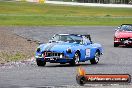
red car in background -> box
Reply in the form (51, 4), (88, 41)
(114, 24), (132, 47)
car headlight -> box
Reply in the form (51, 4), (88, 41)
(60, 54), (63, 58)
(66, 48), (72, 53)
(35, 53), (43, 58)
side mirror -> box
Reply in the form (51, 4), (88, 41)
(117, 26), (121, 29)
(115, 29), (118, 31)
(49, 40), (53, 43)
(49, 40), (56, 43)
(115, 26), (121, 31)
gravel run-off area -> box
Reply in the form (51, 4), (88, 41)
(0, 27), (38, 64)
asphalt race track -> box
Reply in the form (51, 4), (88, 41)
(0, 26), (132, 88)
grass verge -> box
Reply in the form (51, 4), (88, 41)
(0, 15), (132, 26)
(0, 52), (27, 63)
(0, 1), (132, 26)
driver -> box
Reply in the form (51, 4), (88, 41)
(82, 36), (90, 45)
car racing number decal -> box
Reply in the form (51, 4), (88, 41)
(85, 48), (90, 57)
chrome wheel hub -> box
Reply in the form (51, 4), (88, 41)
(75, 53), (79, 64)
(95, 53), (100, 63)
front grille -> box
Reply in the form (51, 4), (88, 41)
(44, 51), (64, 57)
(128, 38), (132, 41)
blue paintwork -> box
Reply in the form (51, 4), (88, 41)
(35, 34), (103, 64)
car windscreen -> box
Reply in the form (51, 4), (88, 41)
(121, 25), (132, 31)
(52, 35), (82, 44)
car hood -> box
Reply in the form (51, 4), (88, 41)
(39, 42), (78, 52)
(115, 31), (132, 38)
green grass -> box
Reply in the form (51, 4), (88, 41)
(0, 52), (26, 63)
(0, 1), (132, 26)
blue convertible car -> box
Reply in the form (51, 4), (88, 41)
(35, 34), (103, 66)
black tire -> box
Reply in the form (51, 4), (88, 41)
(36, 60), (46, 66)
(114, 43), (119, 47)
(76, 75), (86, 86)
(60, 63), (66, 64)
(90, 51), (100, 64)
(126, 44), (131, 48)
(70, 52), (80, 66)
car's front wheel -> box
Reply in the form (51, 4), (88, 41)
(90, 51), (100, 64)
(114, 43), (119, 47)
(36, 60), (46, 66)
(70, 52), (80, 66)
(125, 44), (131, 48)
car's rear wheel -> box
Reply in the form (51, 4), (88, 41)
(90, 51), (100, 64)
(36, 60), (46, 66)
(114, 43), (119, 47)
(70, 52), (80, 66)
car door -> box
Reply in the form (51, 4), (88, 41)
(82, 36), (93, 61)
(79, 39), (92, 61)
